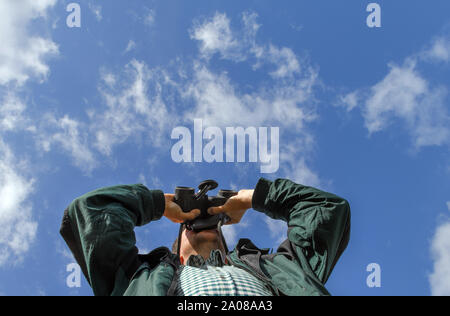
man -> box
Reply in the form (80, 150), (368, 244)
(60, 177), (350, 296)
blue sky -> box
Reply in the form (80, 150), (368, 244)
(0, 0), (449, 296)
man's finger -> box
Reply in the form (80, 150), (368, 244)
(207, 206), (225, 215)
(182, 209), (201, 221)
(165, 193), (175, 201)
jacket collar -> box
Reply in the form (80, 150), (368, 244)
(185, 249), (227, 269)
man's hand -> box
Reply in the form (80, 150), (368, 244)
(207, 190), (254, 225)
(163, 194), (200, 223)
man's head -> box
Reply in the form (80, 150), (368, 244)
(172, 225), (226, 265)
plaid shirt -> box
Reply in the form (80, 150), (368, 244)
(175, 250), (273, 296)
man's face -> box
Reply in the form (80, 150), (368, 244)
(179, 227), (225, 264)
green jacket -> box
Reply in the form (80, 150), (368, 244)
(60, 178), (350, 296)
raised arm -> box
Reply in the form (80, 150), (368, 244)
(251, 178), (351, 284)
(60, 184), (165, 296)
(208, 177), (351, 285)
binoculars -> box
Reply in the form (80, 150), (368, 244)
(174, 180), (238, 232)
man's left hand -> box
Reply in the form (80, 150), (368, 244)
(207, 189), (254, 225)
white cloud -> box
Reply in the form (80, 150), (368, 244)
(0, 0), (58, 86)
(183, 56), (316, 130)
(50, 115), (97, 173)
(0, 2), (58, 266)
(49, 11), (320, 181)
(362, 60), (449, 147)
(124, 40), (136, 54)
(138, 173), (163, 189)
(186, 12), (320, 182)
(36, 114), (97, 174)
(187, 12), (316, 128)
(364, 61), (427, 133)
(264, 217), (286, 245)
(341, 58), (449, 148)
(190, 12), (242, 61)
(0, 95), (98, 175)
(0, 92), (27, 131)
(429, 210), (450, 296)
(222, 220), (249, 249)
(222, 225), (238, 248)
(281, 147), (321, 188)
(144, 8), (155, 26)
(422, 36), (450, 63)
(0, 139), (37, 266)
(100, 70), (117, 88)
(337, 91), (360, 112)
(191, 11), (303, 80)
(429, 202), (450, 296)
(265, 45), (301, 79)
(88, 3), (102, 22)
(338, 33), (450, 149)
(92, 60), (171, 156)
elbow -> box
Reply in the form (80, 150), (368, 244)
(342, 199), (351, 215)
(328, 196), (351, 220)
(338, 198), (351, 222)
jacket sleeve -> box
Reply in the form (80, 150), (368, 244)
(61, 184), (165, 296)
(251, 178), (351, 284)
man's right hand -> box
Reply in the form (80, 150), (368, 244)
(163, 194), (201, 223)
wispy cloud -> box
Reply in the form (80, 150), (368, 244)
(190, 11), (303, 79)
(0, 139), (37, 267)
(187, 11), (317, 127)
(280, 137), (320, 187)
(35, 113), (97, 174)
(429, 202), (450, 296)
(421, 35), (450, 63)
(0, 92), (28, 132)
(182, 62), (316, 129)
(91, 59), (172, 156)
(0, 0), (58, 267)
(0, 0), (58, 86)
(186, 12), (320, 187)
(264, 217), (286, 245)
(222, 219), (249, 249)
(364, 60), (449, 147)
(338, 35), (450, 149)
(124, 40), (136, 54)
(88, 3), (102, 22)
(143, 8), (155, 26)
(191, 12), (244, 62)
(29, 10), (321, 189)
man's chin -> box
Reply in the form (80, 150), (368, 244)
(186, 228), (219, 242)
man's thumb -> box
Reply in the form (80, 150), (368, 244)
(208, 206), (224, 215)
(184, 209), (201, 220)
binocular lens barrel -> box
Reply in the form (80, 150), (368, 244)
(174, 187), (195, 199)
